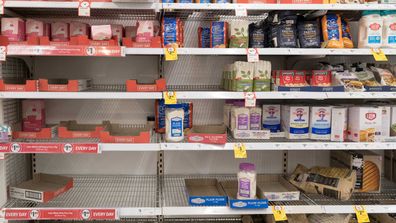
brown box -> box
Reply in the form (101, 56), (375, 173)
(10, 173), (73, 203)
(385, 150), (394, 181)
(257, 174), (300, 201)
(186, 125), (227, 144)
(331, 150), (382, 193)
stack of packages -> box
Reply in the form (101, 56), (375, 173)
(223, 60), (271, 92)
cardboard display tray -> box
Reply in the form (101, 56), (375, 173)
(58, 121), (108, 138)
(257, 174), (300, 201)
(220, 180), (268, 209)
(0, 79), (38, 92)
(39, 36), (119, 47)
(99, 124), (150, 143)
(126, 78), (166, 92)
(232, 129), (270, 139)
(185, 179), (228, 206)
(12, 124), (57, 139)
(122, 36), (161, 48)
(39, 79), (92, 92)
(186, 125), (227, 144)
(10, 173), (73, 203)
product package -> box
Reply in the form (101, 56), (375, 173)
(281, 105), (309, 139)
(297, 19), (321, 48)
(310, 106), (332, 141)
(228, 20), (249, 48)
(111, 24), (124, 43)
(155, 99), (193, 133)
(125, 26), (138, 39)
(91, 25), (112, 41)
(1, 18), (26, 41)
(333, 70), (365, 92)
(353, 70), (381, 87)
(136, 21), (153, 43)
(248, 20), (266, 48)
(358, 11), (383, 48)
(371, 66), (396, 86)
(210, 21), (228, 48)
(262, 105), (281, 133)
(249, 107), (262, 130)
(51, 22), (69, 41)
(341, 18), (354, 48)
(321, 14), (344, 48)
(162, 17), (184, 47)
(198, 27), (210, 48)
(230, 107), (250, 131)
(253, 60), (271, 91)
(22, 100), (46, 132)
(232, 61), (254, 92)
(26, 19), (44, 38)
(331, 107), (348, 142)
(310, 70), (332, 87)
(348, 106), (382, 142)
(69, 22), (89, 37)
(331, 150), (382, 193)
(380, 105), (391, 139)
(269, 12), (298, 48)
(289, 164), (357, 201)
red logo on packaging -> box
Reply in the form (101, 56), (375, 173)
(365, 112), (377, 121)
(294, 71), (306, 84)
(280, 71), (294, 86)
(390, 23), (396, 31)
(369, 23), (381, 31)
(311, 70), (331, 86)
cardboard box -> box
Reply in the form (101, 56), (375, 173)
(262, 105), (281, 133)
(257, 174), (300, 201)
(10, 173), (73, 203)
(99, 124), (151, 143)
(69, 22), (89, 37)
(281, 105), (309, 139)
(385, 150), (394, 181)
(309, 106), (332, 141)
(348, 106), (382, 142)
(186, 125), (227, 144)
(58, 120), (108, 138)
(380, 106), (391, 140)
(39, 79), (92, 92)
(0, 79), (37, 92)
(22, 100), (45, 132)
(330, 150), (382, 193)
(185, 179), (227, 206)
(91, 25), (112, 41)
(26, 19), (44, 38)
(331, 107), (348, 142)
(232, 129), (270, 139)
(1, 18), (25, 42)
(220, 180), (268, 209)
(51, 22), (69, 41)
(12, 123), (57, 139)
(371, 214), (396, 223)
(126, 78), (166, 92)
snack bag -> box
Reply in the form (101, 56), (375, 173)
(341, 18), (354, 48)
(321, 14), (344, 48)
(210, 21), (227, 48)
(198, 27), (210, 48)
(162, 17), (184, 47)
(228, 20), (249, 48)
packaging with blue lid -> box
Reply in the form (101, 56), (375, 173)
(155, 99), (193, 133)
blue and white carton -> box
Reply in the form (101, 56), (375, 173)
(220, 180), (268, 209)
(309, 106), (332, 141)
(185, 179), (228, 206)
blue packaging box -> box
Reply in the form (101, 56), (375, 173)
(221, 181), (268, 209)
(186, 179), (228, 206)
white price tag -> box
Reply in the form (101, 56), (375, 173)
(0, 0), (4, 15)
(0, 46), (6, 62)
(235, 7), (247, 17)
(78, 0), (91, 17)
(247, 48), (259, 62)
(244, 92), (256, 107)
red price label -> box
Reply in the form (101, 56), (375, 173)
(3, 209), (118, 220)
(78, 0), (91, 17)
(0, 143), (100, 154)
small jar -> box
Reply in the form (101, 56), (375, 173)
(165, 104), (185, 142)
(237, 163), (257, 199)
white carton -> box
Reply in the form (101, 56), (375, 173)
(331, 107), (348, 142)
(310, 106), (332, 140)
(348, 106), (382, 142)
(262, 105), (281, 133)
(281, 105), (309, 139)
(380, 106), (391, 140)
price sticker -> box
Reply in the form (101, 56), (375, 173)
(164, 45), (178, 61)
(371, 48), (388, 61)
(0, 0), (4, 15)
(354, 205), (370, 223)
(0, 46), (6, 61)
(234, 143), (247, 158)
(163, 91), (177, 104)
(247, 48), (259, 62)
(272, 206), (287, 221)
(235, 7), (247, 17)
(78, 0), (91, 17)
(244, 92), (256, 107)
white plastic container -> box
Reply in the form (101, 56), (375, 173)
(237, 163), (256, 199)
(165, 104), (184, 142)
(358, 11), (383, 48)
(382, 11), (396, 48)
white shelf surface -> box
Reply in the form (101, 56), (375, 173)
(5, 1), (161, 10)
(0, 91), (162, 99)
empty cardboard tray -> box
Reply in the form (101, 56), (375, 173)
(257, 174), (300, 201)
(185, 178), (227, 206)
(220, 180), (268, 209)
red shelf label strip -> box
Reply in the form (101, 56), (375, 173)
(0, 143), (100, 153)
(3, 208), (118, 220)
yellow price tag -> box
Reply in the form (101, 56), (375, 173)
(163, 91), (177, 105)
(164, 45), (178, 61)
(329, 0), (337, 3)
(272, 206), (287, 221)
(234, 143), (247, 158)
(371, 48), (388, 61)
(354, 205), (370, 223)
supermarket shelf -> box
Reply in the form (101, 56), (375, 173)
(163, 3), (396, 10)
(2, 175), (160, 219)
(163, 175), (396, 216)
(0, 92), (162, 99)
(5, 1), (161, 10)
(102, 143), (160, 151)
